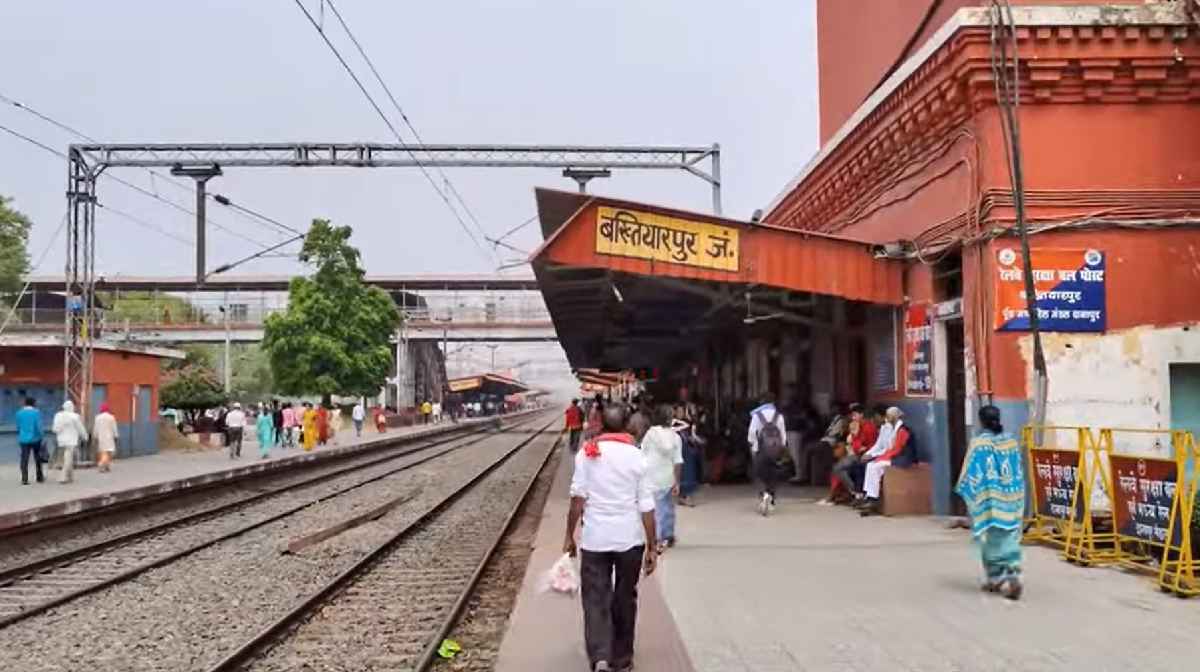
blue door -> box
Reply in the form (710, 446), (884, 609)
(1169, 364), (1200, 476)
(131, 386), (155, 456)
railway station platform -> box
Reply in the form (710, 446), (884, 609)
(499, 474), (1200, 672)
(0, 416), (503, 533)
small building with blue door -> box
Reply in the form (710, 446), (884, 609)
(0, 335), (183, 465)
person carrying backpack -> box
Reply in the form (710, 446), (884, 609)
(747, 396), (787, 516)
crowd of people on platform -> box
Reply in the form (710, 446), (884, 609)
(214, 399), (366, 458)
(559, 386), (1029, 669)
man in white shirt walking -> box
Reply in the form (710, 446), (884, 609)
(564, 405), (657, 672)
(225, 403), (247, 459)
(351, 402), (366, 438)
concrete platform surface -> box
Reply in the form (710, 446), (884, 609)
(500, 475), (1200, 672)
(0, 417), (502, 532)
(495, 449), (695, 672)
(661, 485), (1200, 672)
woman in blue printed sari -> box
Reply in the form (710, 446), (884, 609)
(955, 405), (1026, 600)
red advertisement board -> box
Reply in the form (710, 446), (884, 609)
(904, 303), (932, 397)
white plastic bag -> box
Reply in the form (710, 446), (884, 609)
(541, 553), (580, 595)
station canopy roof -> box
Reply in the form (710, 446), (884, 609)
(529, 189), (904, 372)
(446, 372), (532, 396)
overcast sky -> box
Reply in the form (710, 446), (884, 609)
(1, 0), (817, 279)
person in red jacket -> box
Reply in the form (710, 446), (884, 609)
(860, 407), (911, 516)
(822, 403), (879, 505)
(564, 399), (585, 452)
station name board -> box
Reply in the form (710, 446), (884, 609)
(447, 377), (482, 392)
(595, 207), (739, 272)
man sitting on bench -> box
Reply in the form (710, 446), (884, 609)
(859, 407), (916, 517)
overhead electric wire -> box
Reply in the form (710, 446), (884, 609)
(1, 93), (304, 258)
(291, 0), (495, 265)
(209, 233), (307, 277)
(0, 213), (68, 336)
(0, 91), (302, 244)
(0, 121), (280, 250)
(323, 0), (497, 255)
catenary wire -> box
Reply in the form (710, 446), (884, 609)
(324, 0), (497, 257)
(290, 0), (495, 265)
(0, 213), (68, 335)
(0, 91), (302, 241)
(0, 121), (287, 252)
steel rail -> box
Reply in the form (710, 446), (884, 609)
(0, 420), (490, 581)
(412, 420), (563, 671)
(0, 414), (543, 630)
(0, 418), (490, 540)
(204, 416), (560, 672)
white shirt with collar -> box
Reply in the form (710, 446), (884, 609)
(569, 436), (655, 553)
(864, 421), (897, 459)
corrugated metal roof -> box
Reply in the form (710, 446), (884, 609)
(529, 189), (904, 371)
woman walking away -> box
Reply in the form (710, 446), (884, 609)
(301, 403), (318, 452)
(955, 405), (1026, 600)
(642, 405), (683, 552)
(256, 404), (275, 460)
(316, 404), (330, 446)
(94, 403), (119, 473)
(52, 401), (88, 484)
(281, 402), (297, 448)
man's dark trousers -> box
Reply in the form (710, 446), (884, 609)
(19, 442), (44, 483)
(580, 545), (644, 670)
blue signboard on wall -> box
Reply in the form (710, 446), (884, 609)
(994, 248), (1106, 333)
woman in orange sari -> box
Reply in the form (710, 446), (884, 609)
(316, 405), (330, 446)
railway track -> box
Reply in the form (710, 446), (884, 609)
(0, 420), (504, 574)
(0, 414), (545, 630)
(206, 419), (561, 672)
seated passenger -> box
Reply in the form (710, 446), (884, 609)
(822, 403), (879, 505)
(859, 407), (914, 517)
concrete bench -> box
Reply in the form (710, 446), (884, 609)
(882, 463), (932, 516)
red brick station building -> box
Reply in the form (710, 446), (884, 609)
(532, 2), (1200, 514)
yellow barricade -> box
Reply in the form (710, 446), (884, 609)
(1024, 425), (1199, 597)
(1022, 425), (1118, 565)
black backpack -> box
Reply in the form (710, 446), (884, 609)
(754, 410), (785, 459)
(892, 426), (920, 467)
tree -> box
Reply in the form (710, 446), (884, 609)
(0, 195), (32, 297)
(263, 219), (400, 400)
(160, 345), (226, 428)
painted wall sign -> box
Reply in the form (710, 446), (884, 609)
(1110, 455), (1181, 547)
(994, 248), (1106, 332)
(595, 206), (739, 271)
(904, 302), (933, 397)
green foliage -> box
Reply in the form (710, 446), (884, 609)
(160, 351), (225, 426)
(0, 195), (33, 296)
(229, 343), (275, 402)
(102, 291), (208, 324)
(263, 219), (400, 398)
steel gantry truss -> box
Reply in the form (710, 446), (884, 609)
(63, 141), (722, 418)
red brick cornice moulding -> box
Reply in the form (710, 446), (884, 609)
(773, 25), (1200, 232)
